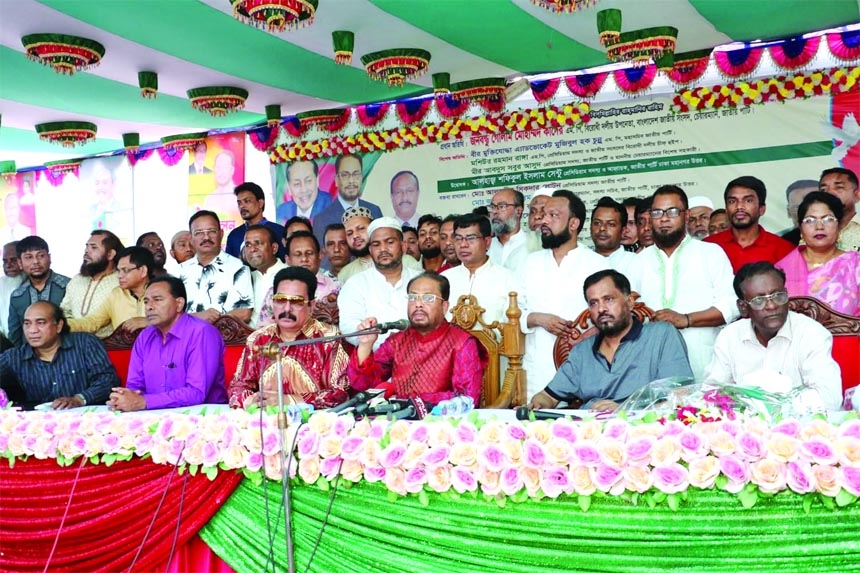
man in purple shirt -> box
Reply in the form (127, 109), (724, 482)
(107, 275), (226, 411)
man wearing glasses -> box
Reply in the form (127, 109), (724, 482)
(228, 267), (350, 410)
(629, 185), (737, 380)
(348, 272), (485, 406)
(312, 154), (383, 247)
(487, 188), (529, 271)
(178, 210), (254, 324)
(704, 262), (841, 411)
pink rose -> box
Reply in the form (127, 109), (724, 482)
(801, 439), (838, 465)
(451, 466), (478, 493)
(427, 465), (452, 493)
(750, 458), (787, 494)
(622, 466), (653, 493)
(737, 431), (765, 461)
(364, 466), (386, 483)
(500, 467), (523, 496)
(296, 430), (320, 458)
(838, 419), (860, 440)
(590, 463), (623, 492)
(786, 460), (815, 494)
(571, 465), (596, 496)
(369, 419), (388, 440)
(719, 455), (750, 494)
(332, 416), (352, 439)
(602, 419), (629, 442)
(523, 439), (546, 469)
(687, 456), (720, 489)
(540, 466), (570, 498)
(405, 466), (427, 493)
(319, 456), (342, 480)
(200, 442), (220, 466)
(244, 450), (264, 473)
(409, 424), (429, 444)
(813, 465), (841, 497)
(479, 444), (506, 473)
(625, 435), (655, 467)
(718, 420), (741, 437)
(456, 421), (478, 443)
(572, 441), (601, 466)
(299, 456), (320, 483)
(660, 420), (686, 437)
(839, 466), (860, 497)
(380, 443), (407, 468)
(385, 467), (407, 496)
(102, 434), (121, 454)
(340, 436), (365, 461)
(771, 419), (802, 437)
(653, 463), (689, 494)
(421, 445), (451, 468)
(506, 424), (527, 441)
(549, 419), (579, 443)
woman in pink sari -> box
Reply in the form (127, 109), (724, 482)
(776, 191), (860, 316)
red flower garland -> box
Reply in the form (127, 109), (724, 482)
(436, 95), (471, 119)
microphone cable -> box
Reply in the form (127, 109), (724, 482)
(42, 455), (87, 573)
(162, 468), (190, 573)
(302, 457), (343, 573)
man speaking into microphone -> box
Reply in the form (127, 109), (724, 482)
(228, 267), (350, 409)
(348, 272), (486, 406)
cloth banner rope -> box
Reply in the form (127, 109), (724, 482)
(0, 457), (242, 572)
(201, 478), (859, 573)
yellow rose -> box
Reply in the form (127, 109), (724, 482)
(650, 437), (682, 467)
(478, 421), (504, 444)
(766, 434), (799, 464)
(449, 442), (478, 467)
(546, 438), (573, 465)
(299, 456), (320, 484)
(571, 465), (596, 496)
(308, 412), (335, 436)
(707, 431), (737, 457)
(318, 435), (343, 459)
(577, 420), (602, 442)
(500, 439), (523, 466)
(360, 441), (381, 467)
(388, 420), (411, 444)
(525, 421), (551, 444)
(813, 464), (841, 497)
(402, 442), (428, 469)
(221, 444), (246, 469)
(598, 438), (626, 468)
(622, 466), (653, 493)
(427, 465), (452, 493)
(688, 456), (720, 489)
(341, 459), (364, 482)
(750, 457), (787, 494)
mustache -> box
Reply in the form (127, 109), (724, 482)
(277, 311), (298, 321)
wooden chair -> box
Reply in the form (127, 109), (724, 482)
(312, 292), (340, 326)
(449, 292), (527, 408)
(788, 296), (860, 396)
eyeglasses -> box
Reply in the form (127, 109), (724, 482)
(453, 234), (482, 243)
(744, 291), (789, 310)
(489, 202), (516, 211)
(407, 293), (444, 304)
(192, 229), (219, 238)
(650, 208), (686, 219)
(272, 294), (308, 307)
(800, 215), (839, 226)
(117, 266), (141, 275)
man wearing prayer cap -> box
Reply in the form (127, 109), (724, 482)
(686, 196), (714, 240)
(337, 216), (422, 350)
(338, 207), (422, 284)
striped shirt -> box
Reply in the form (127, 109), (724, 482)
(0, 332), (119, 408)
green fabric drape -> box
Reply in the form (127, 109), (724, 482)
(201, 478), (860, 573)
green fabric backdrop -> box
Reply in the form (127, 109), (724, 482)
(201, 478), (860, 573)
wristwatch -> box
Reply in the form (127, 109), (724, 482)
(75, 394), (87, 406)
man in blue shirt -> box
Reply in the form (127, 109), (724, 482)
(0, 301), (117, 410)
(224, 182), (286, 261)
(529, 269), (693, 412)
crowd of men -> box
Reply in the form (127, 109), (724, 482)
(1, 157), (856, 414)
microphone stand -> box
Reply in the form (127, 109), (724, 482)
(258, 324), (391, 573)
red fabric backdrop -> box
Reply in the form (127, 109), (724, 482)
(0, 457), (241, 572)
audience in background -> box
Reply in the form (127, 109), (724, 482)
(226, 182), (286, 261)
(708, 208), (729, 236)
(488, 188), (529, 271)
(526, 190), (552, 252)
(780, 179), (819, 245)
(60, 230), (123, 338)
(686, 196), (714, 240)
(135, 232), (168, 276)
(438, 215), (461, 269)
(634, 198), (653, 252)
(819, 167), (860, 252)
(590, 196), (638, 281)
(417, 214), (444, 272)
(401, 225), (421, 262)
(322, 223), (351, 276)
(620, 197), (640, 252)
(245, 224), (287, 328)
(169, 230), (195, 266)
(0, 241), (23, 338)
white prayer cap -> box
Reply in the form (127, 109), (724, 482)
(688, 196), (714, 210)
(367, 216), (403, 238)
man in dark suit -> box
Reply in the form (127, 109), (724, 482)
(275, 159), (332, 225)
(188, 141), (212, 175)
(313, 154), (383, 245)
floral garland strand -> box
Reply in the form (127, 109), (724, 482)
(673, 66), (860, 113)
(270, 103), (591, 163)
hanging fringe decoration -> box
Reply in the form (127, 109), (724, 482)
(156, 146), (187, 167)
(396, 99), (433, 125)
(612, 65), (657, 95)
(296, 108), (351, 133)
(529, 78), (561, 102)
(714, 47), (764, 78)
(266, 105), (282, 127)
(283, 117), (305, 138)
(665, 49), (712, 85)
(138, 71), (158, 98)
(126, 149), (154, 167)
(332, 31), (354, 65)
(356, 103), (390, 127)
(769, 36), (821, 70)
(248, 124), (280, 151)
(564, 71), (609, 98)
(435, 94), (471, 119)
(826, 30), (860, 61)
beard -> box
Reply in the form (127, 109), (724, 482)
(653, 227), (685, 249)
(491, 216), (516, 236)
(730, 215), (756, 230)
(419, 246), (441, 259)
(80, 257), (109, 277)
(348, 244), (370, 258)
(374, 255), (402, 271)
(541, 227), (571, 249)
(596, 312), (631, 337)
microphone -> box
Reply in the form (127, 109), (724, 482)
(515, 407), (582, 422)
(386, 397), (429, 421)
(330, 383), (397, 415)
(374, 319), (409, 334)
(366, 399), (411, 416)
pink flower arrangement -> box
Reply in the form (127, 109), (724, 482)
(1, 408), (859, 512)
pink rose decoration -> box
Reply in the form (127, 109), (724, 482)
(421, 445), (451, 468)
(590, 463), (623, 493)
(380, 443), (407, 468)
(625, 435), (655, 467)
(500, 467), (523, 496)
(737, 431), (765, 461)
(750, 458), (787, 494)
(155, 418), (174, 442)
(572, 441), (601, 467)
(364, 466), (386, 483)
(838, 419), (860, 440)
(479, 444), (506, 473)
(385, 467), (408, 496)
(801, 439), (838, 465)
(549, 419), (579, 443)
(771, 419), (802, 437)
(660, 420), (686, 437)
(718, 420), (741, 437)
(102, 434), (121, 454)
(541, 466), (570, 498)
(523, 439), (547, 469)
(340, 436), (365, 461)
(244, 451), (264, 473)
(602, 419), (629, 442)
(679, 430), (707, 462)
(320, 456), (342, 480)
(368, 419), (387, 440)
(653, 463), (689, 494)
(840, 466), (860, 497)
(456, 421), (478, 443)
(405, 466), (427, 493)
(813, 465), (841, 497)
(687, 456), (720, 489)
(332, 416), (352, 439)
(786, 460), (815, 494)
(719, 455), (750, 494)
(506, 424), (527, 441)
(296, 430), (320, 458)
(409, 424), (429, 444)
(201, 442), (220, 466)
(451, 466), (478, 493)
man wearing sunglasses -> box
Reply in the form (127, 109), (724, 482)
(704, 262), (841, 411)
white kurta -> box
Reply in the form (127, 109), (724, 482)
(704, 312), (843, 411)
(520, 246), (611, 399)
(605, 247), (640, 290)
(442, 259), (520, 326)
(338, 265), (422, 350)
(250, 260), (287, 328)
(489, 229), (528, 271)
(630, 236), (738, 380)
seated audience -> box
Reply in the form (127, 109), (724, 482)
(775, 191), (860, 316)
(780, 179), (818, 245)
(136, 231), (168, 275)
(228, 267), (350, 409)
(245, 225), (287, 327)
(108, 276), (226, 411)
(708, 208), (729, 235)
(226, 182), (287, 261)
(0, 241), (23, 338)
(60, 230), (123, 338)
(590, 196), (637, 280)
(0, 301), (117, 409)
(339, 217), (422, 349)
(438, 215), (461, 269)
(178, 210), (253, 324)
(8, 236), (70, 346)
(819, 167), (860, 252)
(529, 270), (693, 412)
(705, 176), (793, 273)
(348, 272), (485, 405)
(322, 223), (351, 276)
(67, 246), (154, 334)
(686, 196), (714, 240)
(704, 262), (842, 410)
